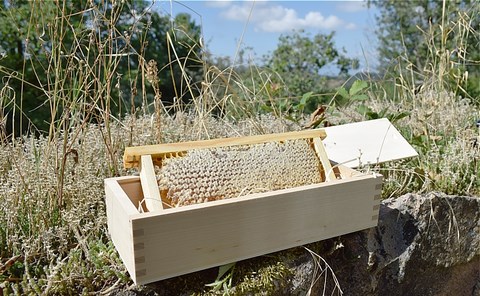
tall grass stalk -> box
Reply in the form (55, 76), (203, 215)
(0, 1), (168, 293)
(346, 2), (480, 197)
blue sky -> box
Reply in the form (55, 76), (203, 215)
(154, 1), (379, 74)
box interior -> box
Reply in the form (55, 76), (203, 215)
(117, 177), (147, 212)
(116, 163), (366, 214)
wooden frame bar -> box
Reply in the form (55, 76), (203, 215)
(312, 137), (335, 181)
(124, 129), (327, 168)
(139, 155), (163, 212)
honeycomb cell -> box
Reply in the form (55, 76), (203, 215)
(157, 139), (322, 207)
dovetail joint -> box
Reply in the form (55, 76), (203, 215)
(136, 269), (146, 277)
(134, 242), (145, 250)
(135, 256), (145, 264)
(133, 229), (144, 238)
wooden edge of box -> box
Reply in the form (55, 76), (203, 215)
(105, 177), (140, 282)
(128, 171), (380, 218)
(123, 128), (326, 168)
(139, 155), (164, 212)
(105, 177), (140, 215)
(108, 165), (383, 220)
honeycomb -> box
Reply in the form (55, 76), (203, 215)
(157, 139), (323, 207)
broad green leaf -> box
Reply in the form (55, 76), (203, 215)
(278, 99), (288, 109)
(349, 80), (368, 96)
(352, 94), (369, 101)
(336, 87), (349, 99)
(300, 91), (314, 105)
(355, 104), (370, 115)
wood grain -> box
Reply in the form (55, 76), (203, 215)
(139, 155), (163, 212)
(124, 129), (326, 168)
(105, 171), (382, 284)
(312, 137), (336, 181)
(104, 177), (138, 278)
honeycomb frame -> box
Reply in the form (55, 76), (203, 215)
(123, 129), (334, 210)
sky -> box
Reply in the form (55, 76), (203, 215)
(153, 1), (380, 74)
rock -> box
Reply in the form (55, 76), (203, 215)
(367, 192), (480, 296)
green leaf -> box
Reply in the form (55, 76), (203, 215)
(349, 80), (368, 96)
(278, 99), (288, 109)
(205, 280), (224, 288)
(336, 87), (349, 99)
(388, 111), (410, 123)
(355, 104), (370, 115)
(367, 111), (380, 119)
(296, 92), (313, 113)
(217, 262), (235, 279)
(352, 94), (369, 101)
(260, 105), (273, 113)
(300, 91), (314, 105)
(205, 262), (235, 291)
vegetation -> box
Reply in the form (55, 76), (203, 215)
(0, 0), (478, 294)
(359, 0), (479, 196)
(266, 30), (358, 97)
(368, 0), (480, 100)
(0, 0), (203, 135)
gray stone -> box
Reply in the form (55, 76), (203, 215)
(300, 192), (480, 296)
(366, 192), (480, 296)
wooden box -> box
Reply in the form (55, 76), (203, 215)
(105, 164), (382, 285)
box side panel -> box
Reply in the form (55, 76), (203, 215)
(117, 176), (145, 210)
(105, 178), (137, 282)
(131, 175), (383, 285)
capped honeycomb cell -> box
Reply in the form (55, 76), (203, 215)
(157, 139), (323, 207)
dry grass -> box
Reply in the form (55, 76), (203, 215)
(0, 113), (299, 294)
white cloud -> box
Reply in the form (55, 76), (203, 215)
(346, 22), (357, 30)
(204, 1), (233, 8)
(220, 2), (354, 33)
(336, 1), (367, 13)
(221, 2), (255, 21)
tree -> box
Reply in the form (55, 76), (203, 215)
(114, 7), (203, 107)
(265, 30), (359, 97)
(0, 0), (203, 135)
(369, 0), (480, 99)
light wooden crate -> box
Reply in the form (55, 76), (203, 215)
(105, 130), (383, 285)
